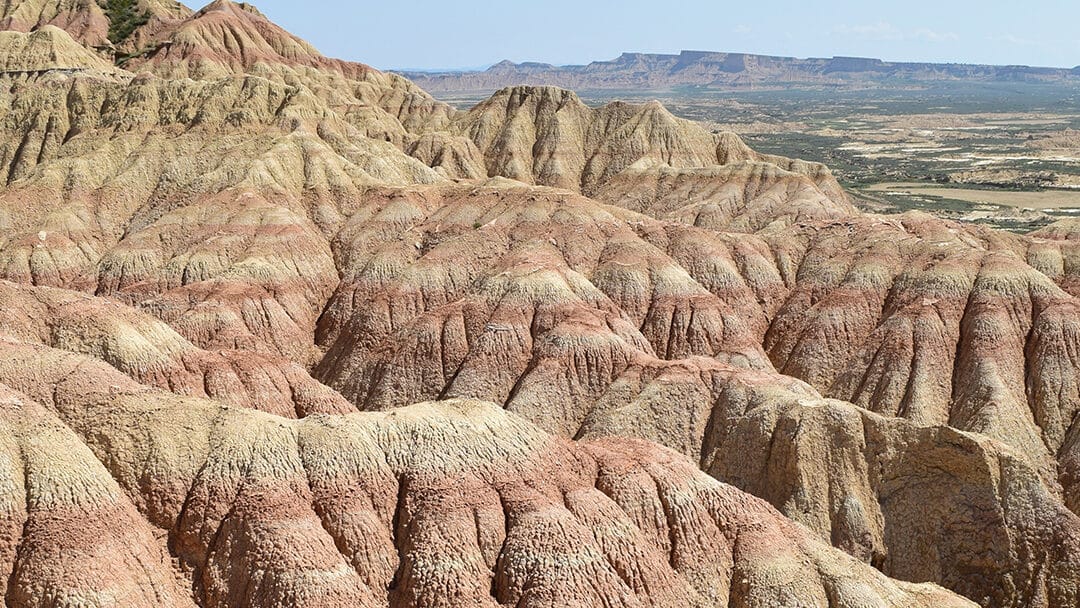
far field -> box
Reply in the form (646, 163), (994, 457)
(864, 182), (1080, 209)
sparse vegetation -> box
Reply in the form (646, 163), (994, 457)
(114, 44), (158, 67)
(98, 0), (150, 45)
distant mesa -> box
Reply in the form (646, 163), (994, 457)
(398, 49), (1080, 93)
(822, 55), (887, 73)
(0, 25), (117, 73)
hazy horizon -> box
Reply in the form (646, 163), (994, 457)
(251, 0), (1080, 71)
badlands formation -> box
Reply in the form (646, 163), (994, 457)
(0, 1), (1079, 607)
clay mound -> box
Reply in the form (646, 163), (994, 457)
(313, 182), (772, 415)
(593, 160), (856, 233)
(96, 192), (341, 364)
(131, 0), (330, 78)
(1028, 218), (1080, 296)
(0, 385), (195, 607)
(0, 280), (352, 416)
(454, 86), (727, 193)
(116, 0), (193, 53)
(448, 85), (852, 228)
(0, 340), (971, 608)
(0, 67), (435, 189)
(1032, 217), (1080, 241)
(122, 0), (454, 135)
(746, 214), (1080, 487)
(3, 303), (1074, 607)
(0, 25), (117, 72)
(406, 132), (488, 179)
(0, 71), (441, 292)
(451, 85), (849, 205)
(758, 150), (851, 203)
(2, 59), (1077, 601)
(1, 0), (451, 137)
(0, 0), (111, 47)
(703, 388), (1080, 607)
(0, 0), (190, 50)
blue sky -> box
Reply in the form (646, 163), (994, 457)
(252, 0), (1080, 70)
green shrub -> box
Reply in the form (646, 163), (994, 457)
(99, 0), (151, 45)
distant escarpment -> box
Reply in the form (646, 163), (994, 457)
(2, 2), (1080, 608)
(399, 50), (1080, 94)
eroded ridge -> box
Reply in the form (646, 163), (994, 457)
(0, 337), (971, 607)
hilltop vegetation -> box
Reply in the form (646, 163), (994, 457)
(99, 0), (149, 44)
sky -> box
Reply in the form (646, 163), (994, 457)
(251, 0), (1080, 71)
